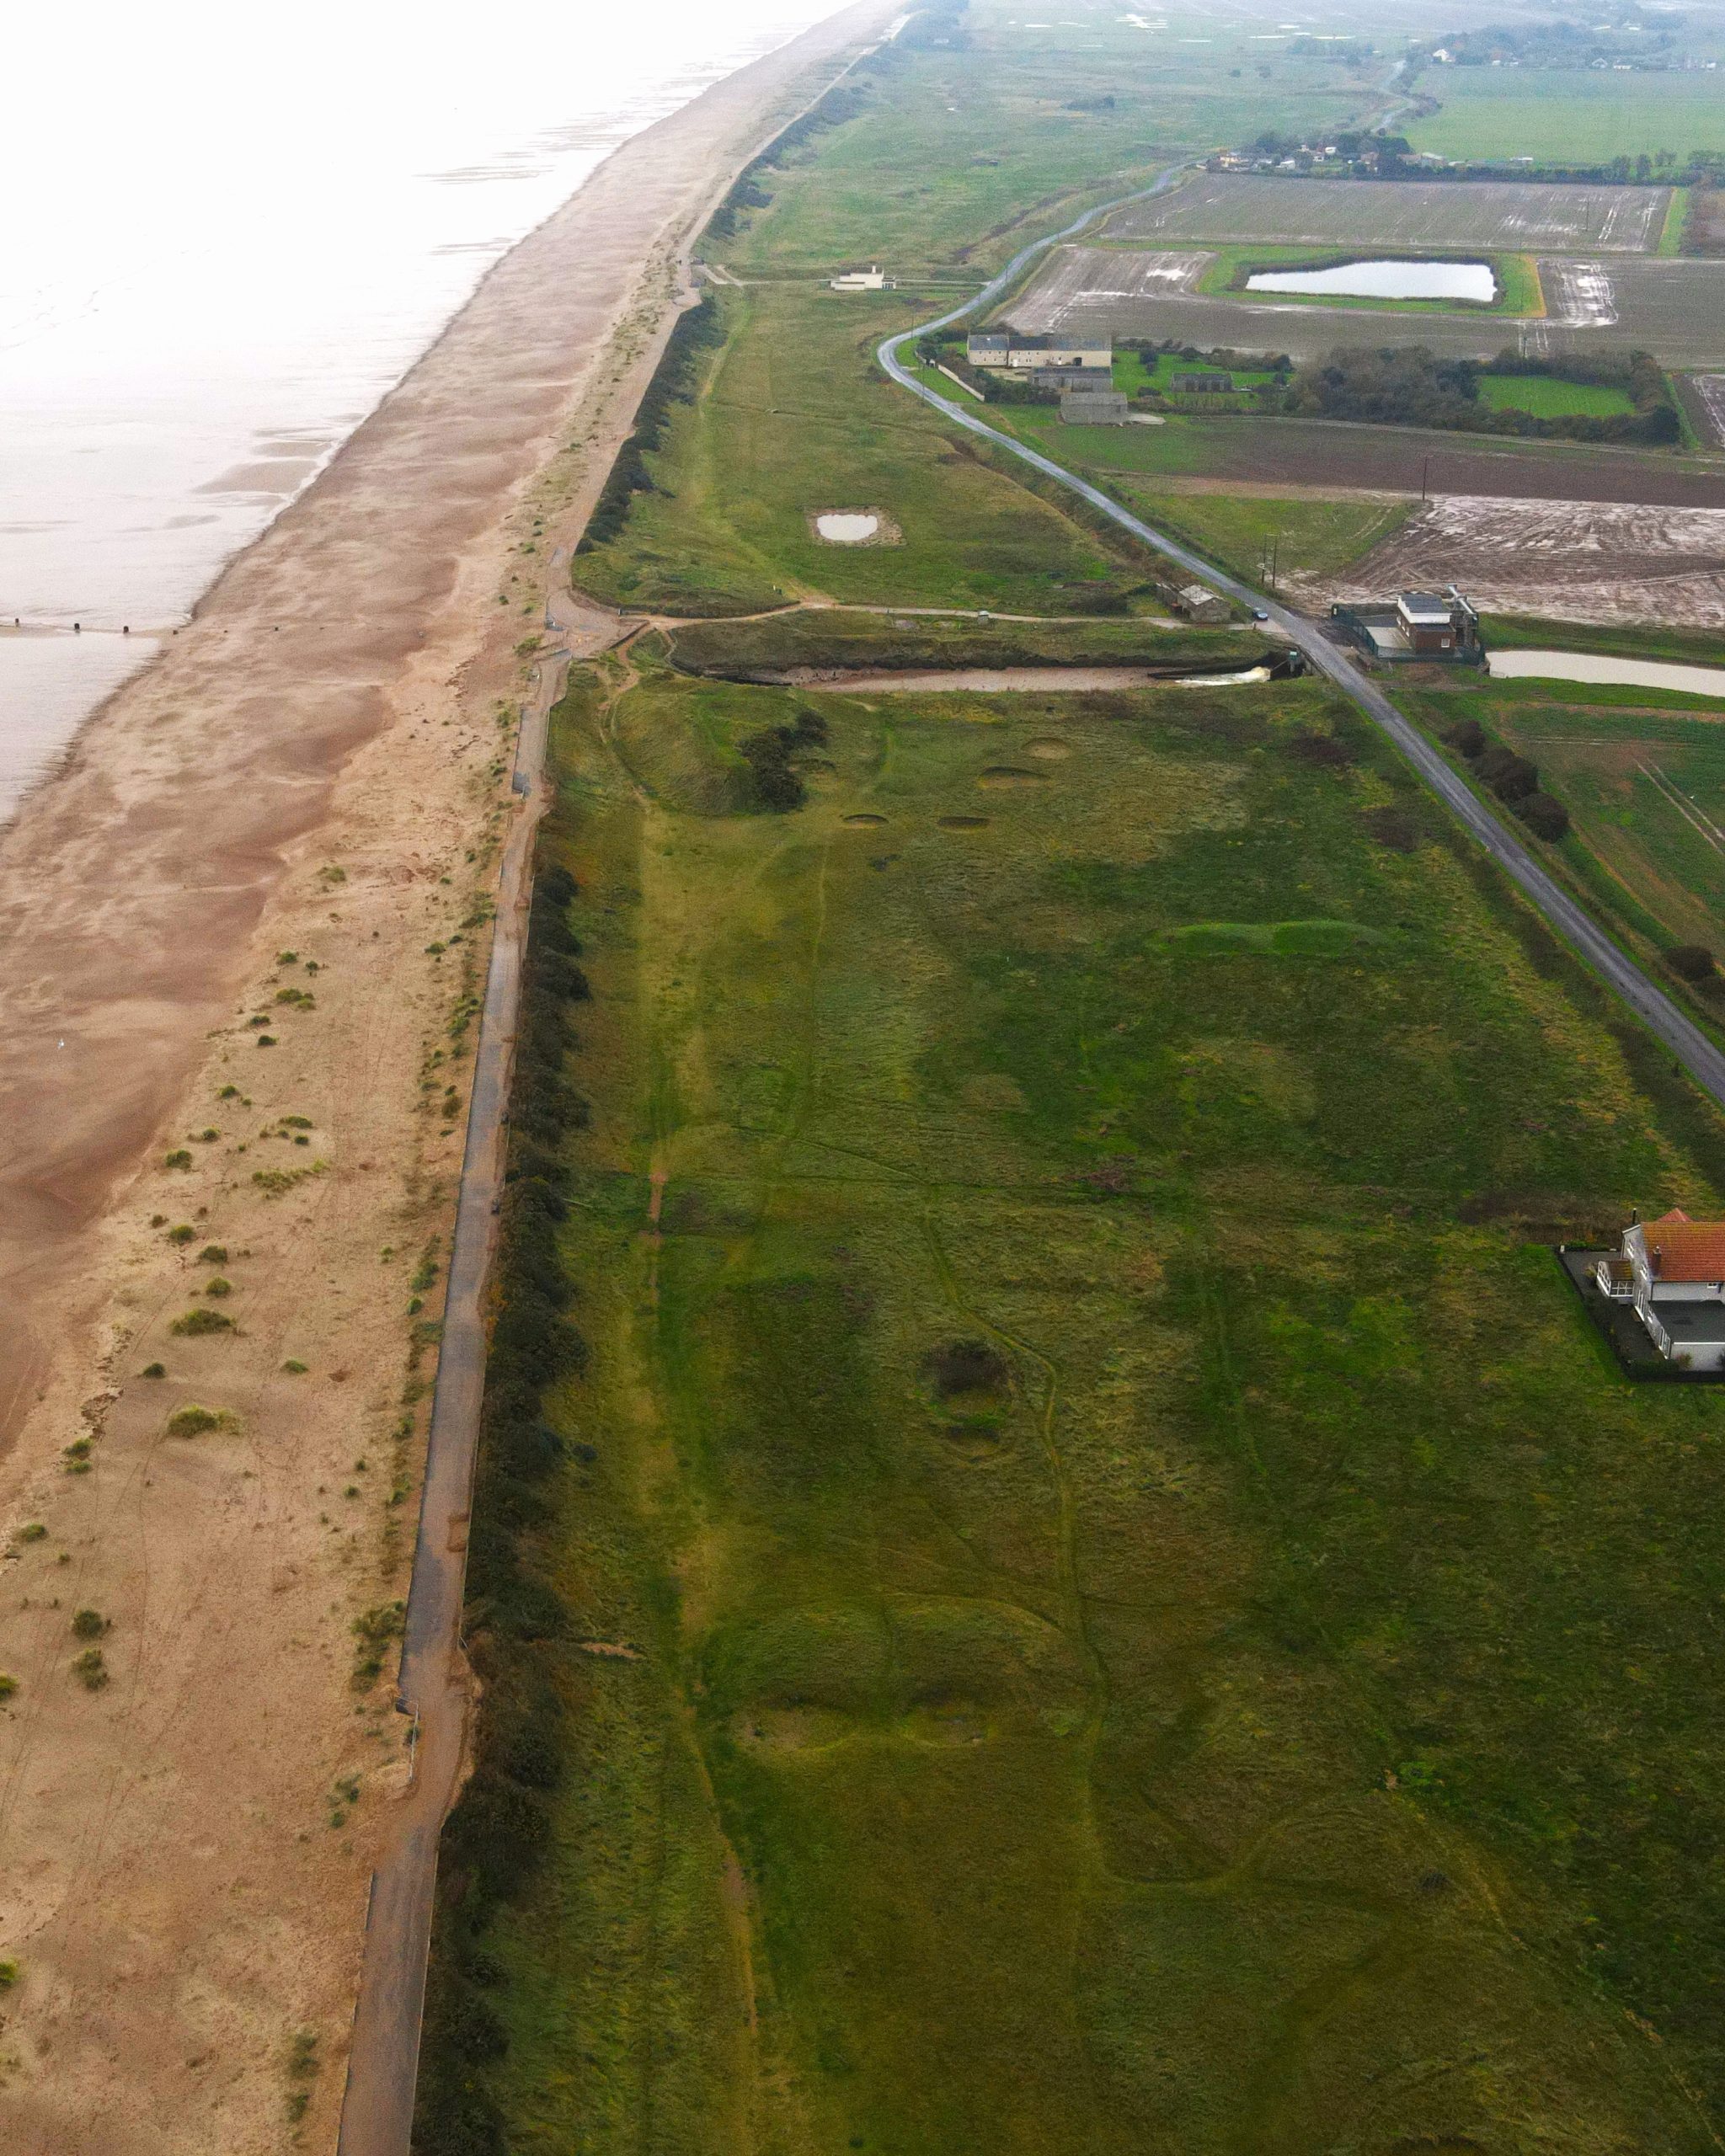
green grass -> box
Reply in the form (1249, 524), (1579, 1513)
(570, 286), (1163, 616)
(462, 656), (1725, 2152)
(661, 611), (1256, 675)
(1408, 682), (1725, 976)
(1407, 70), (1725, 165)
(1658, 186), (1692, 257)
(1108, 484), (1414, 589)
(1113, 349), (1277, 397)
(1479, 372), (1637, 419)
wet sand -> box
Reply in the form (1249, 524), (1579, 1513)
(0, 6), (889, 2148)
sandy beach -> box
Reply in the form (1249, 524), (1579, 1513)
(0, 5), (886, 2146)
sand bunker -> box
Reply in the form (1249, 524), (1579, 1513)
(842, 812), (889, 825)
(979, 766), (1048, 787)
(809, 506), (901, 546)
(1025, 738), (1071, 759)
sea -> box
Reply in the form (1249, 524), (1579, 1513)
(0, 0), (840, 821)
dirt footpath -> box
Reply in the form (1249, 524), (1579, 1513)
(0, 8), (890, 2151)
(1290, 492), (1725, 628)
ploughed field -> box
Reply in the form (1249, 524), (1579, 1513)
(1005, 243), (1725, 369)
(1311, 495), (1725, 627)
(437, 648), (1725, 2153)
(1103, 173), (1672, 253)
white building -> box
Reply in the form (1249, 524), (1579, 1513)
(1595, 1209), (1725, 1371)
(830, 264), (888, 291)
(1006, 337), (1112, 371)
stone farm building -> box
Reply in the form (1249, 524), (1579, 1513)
(1596, 1210), (1725, 1372)
(967, 330), (1113, 388)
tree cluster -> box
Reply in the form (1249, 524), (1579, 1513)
(414, 861), (593, 2156)
(1284, 344), (1680, 445)
(1445, 715), (1570, 840)
(741, 709), (829, 811)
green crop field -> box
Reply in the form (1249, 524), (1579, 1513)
(1479, 371), (1638, 418)
(1407, 69), (1725, 166)
(419, 649), (1725, 2154)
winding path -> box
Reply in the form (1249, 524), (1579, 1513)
(875, 184), (1725, 1114)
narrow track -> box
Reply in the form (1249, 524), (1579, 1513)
(875, 186), (1725, 1115)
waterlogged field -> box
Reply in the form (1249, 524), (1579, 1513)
(421, 654), (1725, 2153)
(1007, 242), (1725, 368)
(1105, 173), (1671, 253)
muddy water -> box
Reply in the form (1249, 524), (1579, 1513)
(793, 664), (1272, 692)
(1488, 648), (1725, 699)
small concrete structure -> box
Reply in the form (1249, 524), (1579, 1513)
(1028, 362), (1114, 391)
(1595, 1209), (1725, 1372)
(1173, 582), (1231, 624)
(1171, 371), (1233, 393)
(830, 264), (889, 291)
(1060, 390), (1130, 426)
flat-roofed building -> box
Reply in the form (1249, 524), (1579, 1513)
(1060, 389), (1130, 426)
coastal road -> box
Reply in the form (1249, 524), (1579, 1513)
(876, 200), (1725, 1118)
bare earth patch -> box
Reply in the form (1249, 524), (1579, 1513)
(1292, 493), (1725, 629)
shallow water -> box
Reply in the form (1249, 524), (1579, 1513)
(1487, 648), (1725, 699)
(0, 0), (835, 820)
(1246, 258), (1497, 302)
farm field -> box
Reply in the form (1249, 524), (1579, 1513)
(422, 647), (1725, 2153)
(1479, 371), (1636, 418)
(1103, 173), (1671, 253)
(1005, 243), (1725, 368)
(1314, 494), (1725, 628)
(1406, 67), (1725, 167)
(1102, 486), (1413, 590)
(988, 402), (1725, 510)
(1403, 680), (1725, 968)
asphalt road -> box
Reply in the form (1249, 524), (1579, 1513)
(876, 199), (1725, 1118)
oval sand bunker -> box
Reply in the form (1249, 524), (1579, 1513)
(815, 511), (880, 544)
(843, 812), (888, 825)
(980, 766), (1048, 788)
(1026, 739), (1071, 760)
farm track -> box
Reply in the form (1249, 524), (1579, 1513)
(878, 189), (1725, 1117)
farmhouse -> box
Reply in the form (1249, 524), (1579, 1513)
(966, 329), (1113, 374)
(1331, 587), (1483, 665)
(1595, 1209), (1725, 1372)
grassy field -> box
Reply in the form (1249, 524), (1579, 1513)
(1114, 349), (1277, 397)
(1405, 676), (1725, 972)
(428, 648), (1725, 2153)
(660, 611), (1259, 675)
(1480, 371), (1637, 418)
(1407, 69), (1725, 165)
(716, 11), (1377, 280)
(571, 285), (1163, 617)
(1110, 482), (1413, 590)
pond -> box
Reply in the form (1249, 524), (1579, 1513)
(1488, 648), (1725, 700)
(1245, 258), (1497, 302)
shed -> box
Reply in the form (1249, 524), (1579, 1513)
(1060, 390), (1130, 426)
(1175, 584), (1231, 624)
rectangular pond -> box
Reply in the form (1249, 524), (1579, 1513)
(1488, 648), (1725, 700)
(1245, 258), (1498, 303)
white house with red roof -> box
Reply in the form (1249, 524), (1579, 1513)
(1595, 1209), (1725, 1370)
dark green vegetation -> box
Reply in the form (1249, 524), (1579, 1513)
(1286, 344), (1680, 444)
(662, 610), (1254, 676)
(429, 650), (1725, 2152)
